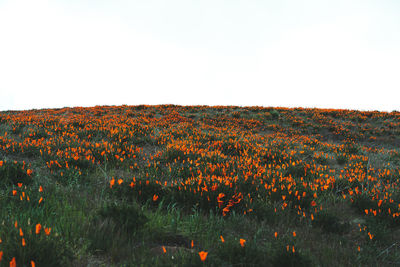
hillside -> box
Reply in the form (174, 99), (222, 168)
(0, 105), (400, 266)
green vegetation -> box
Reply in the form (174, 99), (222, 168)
(0, 105), (400, 266)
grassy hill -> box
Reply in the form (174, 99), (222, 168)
(0, 105), (400, 266)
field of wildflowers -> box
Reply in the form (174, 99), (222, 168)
(0, 105), (399, 266)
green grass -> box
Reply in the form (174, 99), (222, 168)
(1, 105), (400, 266)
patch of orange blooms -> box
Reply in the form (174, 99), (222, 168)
(0, 105), (400, 264)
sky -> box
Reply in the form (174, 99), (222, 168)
(0, 0), (399, 112)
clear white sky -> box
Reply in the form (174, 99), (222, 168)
(0, 0), (399, 111)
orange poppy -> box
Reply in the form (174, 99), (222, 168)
(109, 178), (115, 188)
(10, 257), (16, 267)
(36, 223), (42, 234)
(153, 194), (159, 201)
(368, 232), (374, 240)
(44, 227), (51, 236)
(199, 251), (208, 261)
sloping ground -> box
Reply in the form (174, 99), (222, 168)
(0, 105), (399, 266)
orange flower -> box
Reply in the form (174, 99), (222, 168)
(198, 251), (208, 261)
(36, 223), (42, 234)
(44, 227), (51, 236)
(39, 197), (43, 204)
(191, 240), (194, 248)
(12, 190), (17, 196)
(217, 193), (225, 208)
(0, 161), (3, 167)
(162, 246), (167, 253)
(311, 200), (316, 207)
(368, 232), (374, 240)
(39, 186), (43, 192)
(153, 194), (159, 201)
(293, 231), (296, 237)
(240, 238), (246, 247)
(10, 257), (16, 267)
(117, 178), (123, 185)
(0, 251), (3, 262)
(22, 238), (26, 246)
(274, 232), (278, 238)
(109, 178), (115, 188)
(18, 183), (23, 188)
(31, 261), (36, 267)
(19, 228), (24, 236)
(27, 169), (33, 176)
(220, 235), (225, 243)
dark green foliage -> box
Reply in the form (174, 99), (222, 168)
(97, 202), (148, 233)
(0, 160), (32, 188)
(248, 199), (277, 223)
(0, 221), (73, 267)
(312, 210), (350, 234)
(351, 193), (375, 214)
(363, 217), (391, 244)
(88, 202), (147, 257)
(272, 246), (312, 267)
(269, 109), (280, 119)
(215, 239), (272, 266)
(335, 153), (349, 165)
